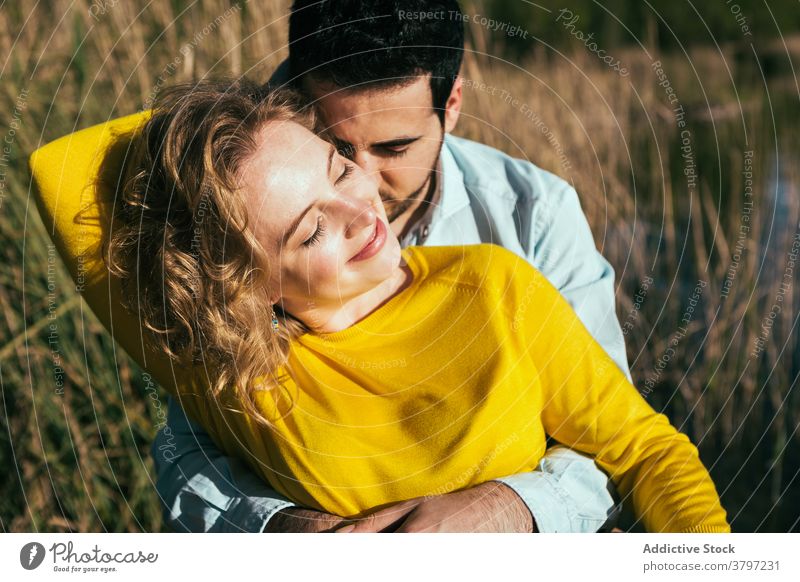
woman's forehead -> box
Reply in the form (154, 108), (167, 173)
(240, 121), (326, 241)
(245, 121), (325, 185)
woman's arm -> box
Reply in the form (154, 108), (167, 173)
(518, 266), (729, 532)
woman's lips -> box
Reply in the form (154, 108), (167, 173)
(349, 218), (387, 262)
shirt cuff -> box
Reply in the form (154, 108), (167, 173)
(495, 472), (574, 533)
(494, 470), (615, 533)
(224, 496), (297, 533)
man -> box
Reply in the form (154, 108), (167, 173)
(155, 0), (629, 533)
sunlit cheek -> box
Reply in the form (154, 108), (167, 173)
(287, 246), (345, 295)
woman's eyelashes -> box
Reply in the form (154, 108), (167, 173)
(301, 161), (353, 248)
(336, 162), (354, 185)
(302, 216), (326, 248)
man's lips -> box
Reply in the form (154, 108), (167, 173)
(349, 218), (387, 262)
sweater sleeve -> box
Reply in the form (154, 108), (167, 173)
(513, 263), (729, 532)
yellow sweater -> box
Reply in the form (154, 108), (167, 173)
(28, 113), (728, 532)
(199, 244), (729, 532)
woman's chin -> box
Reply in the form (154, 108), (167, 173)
(354, 240), (404, 289)
(384, 235), (403, 264)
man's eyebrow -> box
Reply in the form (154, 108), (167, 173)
(371, 135), (422, 148)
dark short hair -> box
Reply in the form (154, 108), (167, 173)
(289, 0), (465, 123)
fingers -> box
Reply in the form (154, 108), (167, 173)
(392, 514), (431, 533)
(335, 498), (423, 533)
(265, 508), (348, 533)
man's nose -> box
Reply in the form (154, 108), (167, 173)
(351, 151), (386, 194)
(352, 149), (380, 176)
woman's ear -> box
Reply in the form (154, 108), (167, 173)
(263, 283), (280, 306)
(264, 273), (282, 305)
(443, 76), (463, 134)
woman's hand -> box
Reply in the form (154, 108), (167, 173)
(263, 507), (347, 533)
(335, 482), (536, 533)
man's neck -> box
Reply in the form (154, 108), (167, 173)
(390, 172), (438, 241)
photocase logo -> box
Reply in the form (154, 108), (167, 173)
(20, 542), (46, 570)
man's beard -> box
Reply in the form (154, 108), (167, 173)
(381, 142), (443, 223)
(381, 178), (432, 222)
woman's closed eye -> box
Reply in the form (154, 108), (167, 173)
(336, 162), (354, 185)
(301, 161), (353, 248)
(303, 216), (326, 247)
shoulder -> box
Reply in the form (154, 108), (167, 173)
(444, 134), (574, 199)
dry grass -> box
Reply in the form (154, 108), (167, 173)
(1, 0), (797, 532)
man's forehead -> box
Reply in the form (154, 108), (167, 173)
(304, 73), (431, 100)
(306, 76), (435, 124)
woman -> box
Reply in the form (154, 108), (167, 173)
(106, 79), (729, 532)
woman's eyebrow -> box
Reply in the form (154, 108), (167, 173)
(326, 143), (335, 178)
(281, 145), (335, 246)
(282, 204), (314, 246)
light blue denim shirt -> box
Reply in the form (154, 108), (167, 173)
(152, 134), (629, 533)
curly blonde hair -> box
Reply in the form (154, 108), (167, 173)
(106, 78), (315, 425)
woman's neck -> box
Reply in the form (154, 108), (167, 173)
(290, 263), (414, 334)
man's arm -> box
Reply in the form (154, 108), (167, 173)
(492, 446), (619, 532)
(154, 397), (346, 532)
(525, 179), (631, 380)
(332, 447), (618, 533)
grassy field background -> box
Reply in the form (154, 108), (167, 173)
(1, 0), (798, 532)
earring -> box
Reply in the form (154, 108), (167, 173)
(271, 307), (279, 331)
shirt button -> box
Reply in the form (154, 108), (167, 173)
(421, 225), (429, 239)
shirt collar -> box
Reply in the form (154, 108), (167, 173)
(398, 136), (470, 247)
(437, 135), (471, 220)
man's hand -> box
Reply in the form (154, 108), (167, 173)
(263, 507), (347, 533)
(336, 482), (536, 533)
